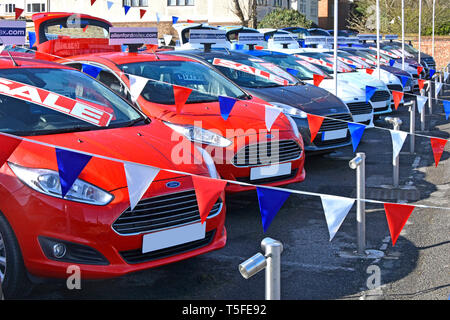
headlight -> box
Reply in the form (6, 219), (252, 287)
(9, 162), (113, 206)
(196, 146), (220, 179)
(164, 122), (232, 148)
(269, 102), (307, 119)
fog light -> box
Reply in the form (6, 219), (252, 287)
(52, 243), (66, 259)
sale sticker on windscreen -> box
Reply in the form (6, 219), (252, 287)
(212, 58), (289, 86)
(0, 78), (113, 127)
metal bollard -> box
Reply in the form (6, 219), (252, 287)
(420, 89), (426, 131)
(428, 80), (433, 115)
(239, 238), (283, 300)
(385, 117), (403, 188)
(406, 100), (416, 154)
(349, 153), (366, 255)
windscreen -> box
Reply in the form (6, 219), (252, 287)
(119, 60), (249, 105)
(0, 68), (143, 136)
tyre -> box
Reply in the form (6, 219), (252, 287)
(0, 212), (33, 299)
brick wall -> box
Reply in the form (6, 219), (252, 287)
(409, 37), (450, 70)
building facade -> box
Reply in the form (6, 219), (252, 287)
(290, 0), (318, 25)
(0, 0), (292, 24)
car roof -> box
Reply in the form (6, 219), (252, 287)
(167, 49), (256, 61)
(0, 56), (73, 70)
(70, 51), (195, 65)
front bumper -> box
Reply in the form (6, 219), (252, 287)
(1, 168), (227, 280)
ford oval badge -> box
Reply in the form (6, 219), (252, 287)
(166, 181), (181, 189)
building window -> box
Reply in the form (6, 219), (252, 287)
(168, 0), (195, 5)
(5, 4), (16, 13)
(123, 0), (148, 7)
(27, 3), (45, 13)
(273, 0), (283, 7)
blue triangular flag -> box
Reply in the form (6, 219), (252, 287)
(366, 86), (377, 103)
(82, 64), (102, 79)
(389, 59), (396, 67)
(121, 44), (127, 52)
(60, 24), (63, 29)
(172, 16), (179, 24)
(218, 96), (237, 121)
(443, 101), (450, 120)
(348, 123), (366, 152)
(256, 187), (291, 233)
(124, 5), (130, 15)
(429, 69), (435, 79)
(400, 75), (409, 88)
(286, 68), (299, 77)
(56, 149), (92, 198)
(156, 12), (160, 24)
(28, 31), (36, 48)
(107, 1), (113, 10)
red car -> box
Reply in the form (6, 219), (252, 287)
(30, 12), (306, 193)
(0, 56), (226, 298)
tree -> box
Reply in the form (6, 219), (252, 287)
(258, 9), (313, 29)
(231, 0), (258, 28)
(347, 0), (450, 36)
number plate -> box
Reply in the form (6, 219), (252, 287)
(142, 223), (206, 254)
(322, 129), (348, 141)
(250, 162), (292, 181)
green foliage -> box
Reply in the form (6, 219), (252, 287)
(348, 0), (450, 36)
(258, 9), (313, 29)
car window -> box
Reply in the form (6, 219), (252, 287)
(119, 60), (249, 105)
(0, 68), (144, 136)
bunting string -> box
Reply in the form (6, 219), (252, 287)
(1, 130), (450, 212)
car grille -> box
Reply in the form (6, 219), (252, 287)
(370, 90), (391, 102)
(347, 102), (373, 115)
(120, 230), (216, 264)
(320, 113), (353, 131)
(387, 84), (403, 92)
(422, 57), (436, 69)
(232, 140), (302, 168)
(112, 191), (222, 235)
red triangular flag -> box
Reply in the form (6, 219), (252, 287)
(173, 85), (193, 114)
(430, 138), (447, 167)
(384, 203), (415, 246)
(365, 68), (374, 75)
(192, 175), (227, 224)
(418, 79), (426, 91)
(187, 19), (194, 23)
(140, 9), (147, 19)
(91, 0), (96, 5)
(83, 25), (89, 32)
(392, 91), (404, 110)
(146, 44), (158, 52)
(15, 8), (24, 20)
(313, 74), (325, 87)
(307, 114), (324, 143)
(0, 134), (22, 167)
(417, 66), (423, 76)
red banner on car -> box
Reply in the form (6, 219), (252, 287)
(212, 58), (289, 86)
(0, 78), (112, 127)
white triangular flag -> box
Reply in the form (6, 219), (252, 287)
(390, 130), (408, 163)
(265, 105), (282, 132)
(129, 74), (148, 102)
(124, 163), (160, 211)
(435, 82), (443, 95)
(320, 195), (355, 241)
(444, 72), (449, 81)
(164, 35), (173, 46)
(416, 95), (428, 114)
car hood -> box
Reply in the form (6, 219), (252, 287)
(244, 83), (350, 116)
(9, 120), (208, 191)
(138, 97), (294, 137)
